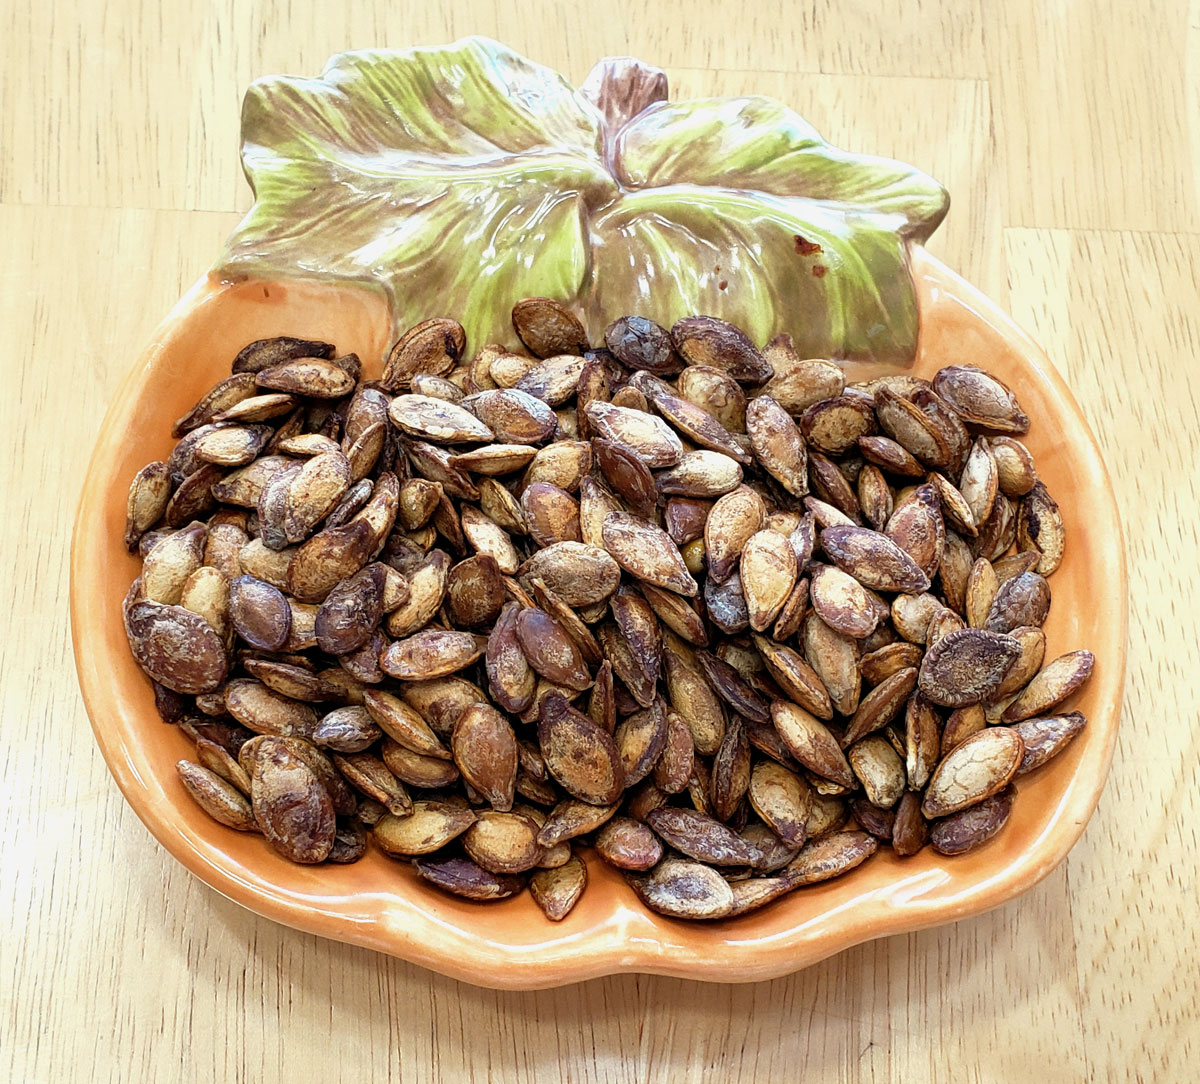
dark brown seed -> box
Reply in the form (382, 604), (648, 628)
(537, 693), (625, 805)
(918, 629), (1021, 707)
(233, 336), (334, 375)
(486, 602), (537, 713)
(842, 667), (918, 747)
(595, 816), (663, 870)
(516, 607), (591, 690)
(382, 318), (465, 390)
(884, 484), (945, 579)
(646, 806), (762, 865)
(771, 700), (855, 788)
(704, 570), (750, 635)
(312, 706), (381, 752)
(891, 791), (929, 856)
(932, 366), (1030, 434)
(752, 634), (833, 720)
(664, 648), (726, 756)
(848, 798), (896, 840)
(1013, 712), (1087, 774)
(615, 701), (668, 786)
(695, 652), (769, 725)
(362, 688), (449, 760)
(249, 739), (336, 863)
(443, 554), (504, 629)
(672, 315), (772, 384)
(904, 693), (941, 790)
(286, 518), (375, 603)
(530, 857), (588, 921)
(451, 703), (518, 811)
(512, 297), (589, 358)
(783, 831), (878, 885)
(605, 315), (679, 374)
(381, 739), (460, 788)
(930, 788), (1014, 855)
(591, 438), (658, 515)
(711, 715), (752, 822)
(537, 798), (619, 847)
(310, 562), (384, 655)
(1016, 481), (1065, 575)
(819, 525), (931, 594)
(415, 856), (524, 901)
(860, 642), (924, 686)
(857, 434), (925, 477)
(125, 600), (228, 694)
(985, 571), (1051, 633)
(602, 512), (698, 596)
(629, 857), (735, 919)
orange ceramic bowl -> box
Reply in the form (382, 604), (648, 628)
(70, 247), (1127, 989)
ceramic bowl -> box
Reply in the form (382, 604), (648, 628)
(71, 41), (1126, 987)
(70, 245), (1126, 988)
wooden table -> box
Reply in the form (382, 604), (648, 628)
(4, 1), (1196, 1079)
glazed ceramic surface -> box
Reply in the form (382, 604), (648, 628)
(70, 42), (1126, 989)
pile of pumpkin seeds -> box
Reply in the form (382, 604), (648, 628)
(122, 301), (1095, 922)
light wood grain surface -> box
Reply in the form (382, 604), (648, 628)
(3, 1), (1197, 1080)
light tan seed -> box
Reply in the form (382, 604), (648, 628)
(748, 761), (812, 846)
(676, 365), (748, 431)
(991, 625), (1047, 699)
(141, 523), (206, 605)
(802, 612), (861, 716)
(808, 563), (878, 639)
(380, 629), (486, 680)
(847, 735), (906, 809)
(922, 727), (1024, 818)
(929, 788), (1014, 855)
(1002, 650), (1095, 722)
(256, 357), (356, 399)
(739, 529), (798, 632)
(746, 395), (808, 496)
(462, 810), (542, 874)
(374, 803), (475, 857)
(529, 857), (587, 921)
(125, 462), (174, 550)
(990, 436), (1038, 497)
(965, 557), (999, 629)
(178, 566), (230, 643)
(177, 760), (257, 831)
(705, 485), (766, 584)
(932, 365), (1029, 434)
(758, 335), (844, 412)
(958, 439), (999, 527)
(602, 512), (698, 596)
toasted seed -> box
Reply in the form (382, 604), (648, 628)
(1002, 650), (1095, 721)
(231, 338), (334, 377)
(588, 816), (659, 870)
(822, 524), (933, 596)
(537, 693), (625, 805)
(379, 737), (459, 788)
(918, 629), (1021, 707)
(124, 462), (174, 549)
(739, 529), (798, 632)
(921, 727), (1024, 818)
(409, 373), (464, 402)
(848, 797), (895, 840)
(285, 518), (375, 603)
(484, 601), (536, 714)
(801, 395), (877, 456)
(379, 629), (485, 680)
(630, 857), (735, 919)
(991, 436), (1038, 497)
(964, 557), (999, 630)
(842, 667), (919, 748)
(521, 541), (621, 608)
(847, 735), (906, 809)
(1013, 711), (1087, 774)
(752, 634), (833, 720)
(746, 395), (808, 496)
(601, 512), (697, 596)
(808, 563), (879, 639)
(900, 693), (939, 790)
(537, 798), (619, 848)
(141, 524), (206, 605)
(529, 856), (587, 921)
(373, 803), (474, 857)
(226, 574), (290, 651)
(358, 689), (447, 761)
(614, 701), (668, 786)
(882, 484), (944, 579)
(604, 315), (678, 374)
(461, 810), (542, 874)
(855, 464), (893, 532)
(939, 530), (973, 614)
(462, 387), (558, 444)
(328, 752), (410, 816)
(933, 366), (1029, 434)
(747, 761), (812, 847)
(710, 715), (752, 822)
(645, 807), (761, 866)
(511, 298), (588, 358)
(415, 856), (524, 900)
(930, 788), (1014, 855)
(1016, 481), (1065, 575)
(256, 357), (355, 399)
(223, 679), (317, 739)
(382, 318), (464, 389)
(516, 607), (591, 690)
(178, 565), (230, 643)
(860, 642), (923, 686)
(702, 569), (749, 635)
(177, 760), (257, 831)
(311, 705), (381, 752)
(125, 599), (228, 694)
(957, 439), (999, 528)
(389, 394), (494, 444)
(756, 336), (843, 413)
(590, 436), (657, 515)
(695, 651), (769, 725)
(783, 831), (878, 885)
(771, 700), (855, 788)
(675, 365), (748, 433)
(583, 401), (682, 468)
(891, 791), (929, 856)
(655, 450), (744, 498)
(704, 486), (766, 584)
(857, 434), (925, 478)
(985, 570), (1051, 633)
(447, 702), (518, 811)
(672, 315), (771, 384)
(664, 649), (726, 756)
(802, 612), (861, 716)
(248, 740), (335, 862)
(926, 470), (977, 537)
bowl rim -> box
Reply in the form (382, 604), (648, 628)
(70, 246), (1127, 989)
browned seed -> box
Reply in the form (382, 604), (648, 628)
(695, 651), (769, 725)
(398, 478), (443, 530)
(801, 394), (877, 456)
(634, 583), (706, 648)
(602, 511), (698, 596)
(389, 393), (494, 444)
(409, 373), (464, 402)
(710, 715), (752, 822)
(1002, 650), (1095, 722)
(461, 810), (542, 874)
(583, 401), (682, 468)
(521, 440), (592, 492)
(124, 462), (174, 549)
(702, 568), (748, 634)
(847, 735), (907, 808)
(382, 317), (465, 390)
(194, 737), (252, 797)
(615, 700), (669, 786)
(802, 611), (861, 716)
(746, 395), (808, 496)
(247, 739), (336, 862)
(854, 464), (892, 532)
(414, 856), (524, 901)
(860, 641), (924, 686)
(520, 541), (621, 609)
(704, 486), (766, 584)
(641, 383), (751, 465)
(808, 563), (879, 639)
(213, 457), (291, 508)
(857, 434), (925, 478)
(655, 450), (745, 499)
(358, 688), (447, 760)
(873, 387), (951, 467)
(604, 315), (679, 374)
(190, 424), (273, 469)
(645, 806), (762, 866)
(770, 700), (855, 789)
(957, 438), (998, 527)
(373, 802), (475, 857)
(964, 557), (999, 630)
(671, 315), (772, 384)
(933, 366), (1030, 434)
(379, 629), (486, 680)
(441, 554), (503, 630)
(739, 529), (798, 632)
(752, 636), (830, 722)
(891, 791), (929, 857)
(611, 585), (663, 687)
(141, 523), (206, 605)
(990, 436), (1038, 497)
(213, 392), (299, 427)
(311, 705), (381, 752)
(921, 727), (1024, 818)
(443, 702), (517, 811)
(591, 437), (657, 515)
(125, 600), (228, 694)
(516, 606), (591, 690)
(463, 387), (558, 444)
(664, 648), (726, 756)
(256, 357), (355, 399)
(985, 570), (1051, 633)
(459, 505), (520, 574)
(939, 530), (973, 614)
(848, 797), (896, 840)
(930, 787), (1014, 855)
(808, 451), (862, 522)
(842, 666), (919, 748)
(286, 518), (375, 603)
(629, 857), (735, 920)
(329, 752), (411, 816)
(882, 483), (944, 579)
(747, 761), (812, 847)
(752, 337), (841, 414)
(178, 565), (230, 644)
(675, 365), (748, 432)
(537, 692), (625, 805)
(407, 440), (479, 500)
(783, 831), (878, 885)
(520, 481), (580, 548)
(661, 497), (709, 548)
(511, 298), (588, 358)
(918, 629), (1021, 707)
(173, 373), (261, 435)
(484, 601), (536, 714)
(177, 760), (257, 831)
(231, 337), (334, 376)
(537, 798), (619, 848)
(924, 470), (977, 538)
(399, 676), (485, 739)
(227, 574), (291, 651)
(338, 627), (388, 684)
(380, 738), (460, 788)
(529, 856), (588, 921)
(276, 432), (340, 458)
(309, 562), (384, 655)
(912, 386), (971, 476)
(1013, 711), (1087, 774)
(592, 816), (661, 870)
(899, 693), (938, 790)
(513, 352), (587, 407)
(223, 679), (318, 739)
(203, 519), (249, 580)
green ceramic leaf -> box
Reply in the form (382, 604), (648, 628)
(218, 38), (950, 366)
